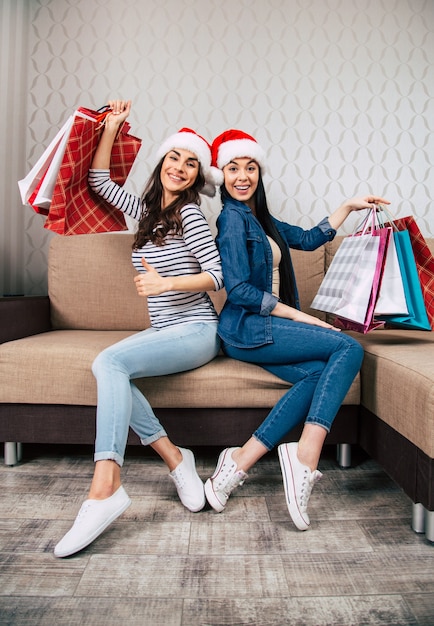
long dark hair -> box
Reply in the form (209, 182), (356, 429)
(221, 174), (296, 307)
(133, 157), (206, 250)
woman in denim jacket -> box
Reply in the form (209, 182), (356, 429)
(205, 129), (389, 530)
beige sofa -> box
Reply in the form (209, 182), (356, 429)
(0, 232), (433, 541)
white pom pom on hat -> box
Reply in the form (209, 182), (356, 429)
(211, 129), (266, 174)
(156, 127), (223, 197)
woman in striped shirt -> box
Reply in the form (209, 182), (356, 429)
(55, 100), (223, 558)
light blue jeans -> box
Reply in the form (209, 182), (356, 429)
(223, 318), (364, 450)
(92, 322), (220, 466)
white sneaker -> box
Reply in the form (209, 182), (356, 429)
(205, 447), (248, 512)
(278, 442), (322, 531)
(54, 485), (131, 558)
(169, 448), (205, 512)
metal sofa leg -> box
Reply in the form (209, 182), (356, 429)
(337, 443), (351, 468)
(412, 503), (434, 543)
(412, 502), (426, 533)
(426, 510), (434, 543)
(4, 442), (22, 466)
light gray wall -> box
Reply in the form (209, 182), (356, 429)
(1, 0), (433, 295)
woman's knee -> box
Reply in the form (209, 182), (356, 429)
(92, 347), (115, 377)
(344, 335), (364, 368)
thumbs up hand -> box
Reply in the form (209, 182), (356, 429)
(134, 257), (169, 297)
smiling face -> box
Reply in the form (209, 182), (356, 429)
(222, 157), (259, 211)
(160, 148), (200, 206)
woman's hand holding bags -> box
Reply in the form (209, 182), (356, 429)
(311, 206), (433, 333)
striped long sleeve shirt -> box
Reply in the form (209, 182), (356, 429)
(89, 169), (224, 329)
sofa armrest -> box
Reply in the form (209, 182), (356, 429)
(0, 296), (51, 344)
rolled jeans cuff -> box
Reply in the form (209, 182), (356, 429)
(94, 450), (124, 467)
(140, 429), (167, 447)
(305, 417), (330, 433)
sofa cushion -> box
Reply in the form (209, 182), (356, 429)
(291, 247), (327, 320)
(0, 330), (134, 404)
(134, 356), (360, 408)
(324, 235), (344, 270)
(0, 330), (360, 408)
(355, 329), (434, 458)
(49, 233), (150, 331)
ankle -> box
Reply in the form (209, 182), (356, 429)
(296, 425), (327, 472)
(167, 447), (183, 473)
(173, 447), (184, 469)
(88, 482), (120, 500)
(295, 443), (318, 473)
(230, 448), (245, 472)
(151, 438), (183, 472)
(89, 460), (121, 500)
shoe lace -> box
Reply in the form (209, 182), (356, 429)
(171, 469), (186, 490)
(74, 501), (92, 525)
(298, 469), (322, 510)
(218, 470), (247, 497)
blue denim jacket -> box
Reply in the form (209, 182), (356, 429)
(216, 198), (336, 348)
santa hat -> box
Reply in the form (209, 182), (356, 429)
(211, 129), (266, 176)
(156, 128), (222, 197)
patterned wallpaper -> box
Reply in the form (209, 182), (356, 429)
(1, 0), (433, 295)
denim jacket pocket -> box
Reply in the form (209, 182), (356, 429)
(246, 229), (266, 269)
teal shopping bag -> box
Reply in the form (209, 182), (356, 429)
(378, 229), (431, 330)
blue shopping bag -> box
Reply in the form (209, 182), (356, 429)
(378, 229), (431, 331)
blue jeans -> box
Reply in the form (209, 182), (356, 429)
(92, 322), (220, 466)
(223, 318), (364, 450)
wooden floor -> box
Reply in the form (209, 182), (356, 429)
(0, 443), (433, 626)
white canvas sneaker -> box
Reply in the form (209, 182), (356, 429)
(205, 447), (248, 512)
(169, 447), (205, 512)
(54, 485), (131, 558)
(278, 442), (322, 531)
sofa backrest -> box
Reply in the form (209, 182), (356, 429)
(48, 232), (327, 330)
(48, 231), (434, 330)
(49, 233), (150, 330)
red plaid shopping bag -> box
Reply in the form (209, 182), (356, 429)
(44, 107), (142, 235)
(28, 178), (50, 215)
(392, 216), (434, 329)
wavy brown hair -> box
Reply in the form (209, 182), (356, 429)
(133, 157), (205, 249)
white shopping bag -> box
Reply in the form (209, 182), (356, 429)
(31, 116), (76, 210)
(18, 115), (74, 206)
(333, 234), (381, 323)
(374, 231), (408, 315)
(311, 233), (379, 320)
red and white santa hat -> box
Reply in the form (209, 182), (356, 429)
(156, 128), (222, 197)
(211, 129), (267, 176)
